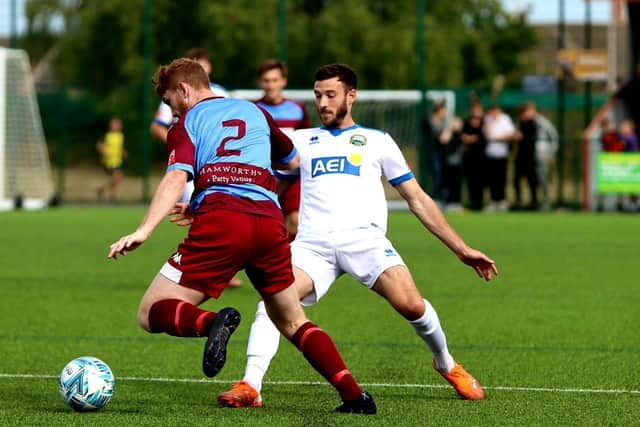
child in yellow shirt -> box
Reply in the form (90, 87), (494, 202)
(97, 117), (127, 201)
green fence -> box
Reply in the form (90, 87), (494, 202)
(39, 84), (604, 208)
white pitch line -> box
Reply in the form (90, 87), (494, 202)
(1, 373), (639, 395)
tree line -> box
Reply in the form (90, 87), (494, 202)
(20, 0), (537, 172)
(24, 0), (536, 91)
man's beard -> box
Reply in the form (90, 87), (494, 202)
(318, 99), (348, 128)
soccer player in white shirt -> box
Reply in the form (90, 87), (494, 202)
(218, 64), (498, 409)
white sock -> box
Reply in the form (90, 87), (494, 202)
(243, 301), (281, 393)
(409, 298), (455, 373)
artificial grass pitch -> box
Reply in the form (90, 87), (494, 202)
(0, 207), (638, 426)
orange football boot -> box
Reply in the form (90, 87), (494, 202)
(433, 358), (485, 400)
(217, 381), (263, 408)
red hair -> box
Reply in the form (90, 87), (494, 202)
(152, 58), (209, 97)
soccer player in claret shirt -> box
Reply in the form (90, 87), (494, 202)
(150, 47), (241, 288)
(218, 63), (498, 408)
(254, 59), (311, 241)
(108, 58), (376, 414)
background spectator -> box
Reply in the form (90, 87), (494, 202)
(441, 117), (465, 212)
(461, 102), (486, 211)
(483, 104), (515, 212)
(533, 104), (558, 211)
(619, 120), (638, 152)
(425, 101), (448, 205)
(96, 117), (127, 202)
(513, 102), (539, 210)
(254, 59), (311, 241)
(600, 118), (625, 152)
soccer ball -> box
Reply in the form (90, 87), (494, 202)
(59, 356), (115, 411)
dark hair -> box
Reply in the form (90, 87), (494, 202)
(432, 100), (446, 114)
(469, 101), (484, 116)
(314, 63), (357, 90)
(184, 47), (208, 61)
(152, 58), (209, 97)
(257, 59), (288, 78)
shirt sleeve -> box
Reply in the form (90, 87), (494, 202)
(274, 130), (302, 179)
(260, 107), (297, 164)
(210, 83), (230, 98)
(505, 115), (516, 135)
(380, 133), (414, 186)
(154, 102), (174, 127)
(166, 117), (195, 180)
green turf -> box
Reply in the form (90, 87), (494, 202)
(1, 207), (638, 426)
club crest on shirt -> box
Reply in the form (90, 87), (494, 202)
(309, 135), (320, 145)
(349, 134), (367, 146)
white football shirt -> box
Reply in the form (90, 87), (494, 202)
(153, 83), (230, 128)
(282, 124), (414, 235)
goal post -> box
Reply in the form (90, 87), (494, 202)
(0, 48), (55, 210)
(231, 89), (454, 207)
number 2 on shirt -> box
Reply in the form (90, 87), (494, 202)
(217, 119), (246, 156)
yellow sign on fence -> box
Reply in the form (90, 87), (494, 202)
(557, 49), (608, 82)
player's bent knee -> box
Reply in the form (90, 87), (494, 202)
(137, 306), (153, 333)
(405, 300), (427, 321)
(395, 297), (426, 321)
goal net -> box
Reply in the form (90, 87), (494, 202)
(231, 89), (455, 206)
(231, 89), (454, 148)
(0, 48), (54, 210)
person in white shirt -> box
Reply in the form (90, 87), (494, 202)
(217, 63), (498, 409)
(483, 105), (515, 212)
(533, 108), (558, 211)
(150, 47), (230, 203)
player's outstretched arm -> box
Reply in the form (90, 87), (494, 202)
(395, 178), (498, 281)
(108, 169), (187, 259)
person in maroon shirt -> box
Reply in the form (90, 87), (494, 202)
(254, 59), (311, 241)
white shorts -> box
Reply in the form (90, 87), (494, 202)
(292, 227), (406, 306)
